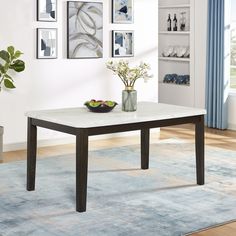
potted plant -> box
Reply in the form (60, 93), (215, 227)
(106, 60), (152, 112)
(0, 46), (25, 161)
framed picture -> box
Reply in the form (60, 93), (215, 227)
(112, 0), (133, 24)
(37, 28), (57, 59)
(112, 30), (134, 57)
(37, 0), (57, 22)
(67, 1), (103, 59)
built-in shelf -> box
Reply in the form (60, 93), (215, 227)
(159, 82), (190, 87)
(159, 31), (190, 35)
(159, 5), (190, 9)
(158, 0), (195, 107)
(159, 57), (190, 62)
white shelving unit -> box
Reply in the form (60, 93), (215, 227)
(159, 57), (190, 62)
(159, 31), (190, 35)
(159, 5), (190, 9)
(158, 0), (195, 107)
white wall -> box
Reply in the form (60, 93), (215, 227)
(0, 0), (158, 151)
(229, 94), (236, 130)
(194, 0), (207, 109)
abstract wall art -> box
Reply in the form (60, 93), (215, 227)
(112, 30), (134, 57)
(112, 0), (133, 24)
(37, 0), (57, 21)
(37, 28), (57, 59)
(67, 1), (103, 59)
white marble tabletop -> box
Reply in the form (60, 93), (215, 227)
(26, 102), (206, 128)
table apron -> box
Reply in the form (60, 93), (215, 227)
(30, 115), (203, 136)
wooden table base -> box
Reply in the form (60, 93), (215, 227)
(27, 115), (205, 212)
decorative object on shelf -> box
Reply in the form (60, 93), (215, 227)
(106, 60), (152, 112)
(0, 46), (25, 91)
(173, 14), (178, 31)
(67, 1), (103, 59)
(180, 12), (187, 31)
(84, 100), (118, 113)
(167, 14), (172, 31)
(162, 46), (175, 57)
(112, 0), (133, 24)
(162, 46), (190, 58)
(37, 28), (57, 59)
(112, 30), (134, 57)
(37, 0), (57, 22)
(163, 74), (190, 85)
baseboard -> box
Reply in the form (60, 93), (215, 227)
(228, 123), (236, 131)
(3, 137), (75, 152)
(3, 129), (160, 152)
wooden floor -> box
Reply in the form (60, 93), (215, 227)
(1, 124), (236, 235)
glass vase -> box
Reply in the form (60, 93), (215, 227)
(122, 87), (137, 112)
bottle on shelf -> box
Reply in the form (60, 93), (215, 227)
(167, 14), (172, 31)
(173, 14), (178, 31)
(180, 12), (186, 31)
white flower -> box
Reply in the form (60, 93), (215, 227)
(106, 60), (152, 87)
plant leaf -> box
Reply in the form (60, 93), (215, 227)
(4, 79), (15, 89)
(0, 63), (5, 74)
(7, 46), (15, 58)
(14, 50), (23, 59)
(10, 60), (25, 72)
(4, 74), (13, 81)
(0, 50), (10, 63)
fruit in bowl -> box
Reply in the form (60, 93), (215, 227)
(84, 100), (118, 113)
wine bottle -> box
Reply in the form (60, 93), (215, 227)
(167, 14), (171, 31)
(173, 14), (178, 31)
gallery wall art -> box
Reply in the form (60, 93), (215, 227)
(112, 30), (134, 57)
(37, 0), (57, 21)
(37, 28), (57, 59)
(67, 1), (103, 59)
(112, 0), (133, 24)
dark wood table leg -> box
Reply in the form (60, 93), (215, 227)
(27, 118), (37, 191)
(76, 129), (89, 212)
(195, 115), (205, 185)
(141, 128), (150, 169)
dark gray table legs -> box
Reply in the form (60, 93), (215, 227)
(76, 129), (89, 212)
(27, 118), (37, 191)
(141, 128), (150, 169)
(26, 115), (205, 213)
(195, 115), (205, 185)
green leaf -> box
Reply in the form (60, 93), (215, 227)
(0, 50), (10, 63)
(7, 46), (15, 58)
(4, 63), (9, 72)
(4, 74), (13, 81)
(13, 50), (23, 59)
(0, 64), (5, 74)
(10, 60), (25, 72)
(4, 79), (15, 89)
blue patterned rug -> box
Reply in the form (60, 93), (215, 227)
(0, 139), (236, 236)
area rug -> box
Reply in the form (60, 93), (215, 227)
(0, 139), (236, 236)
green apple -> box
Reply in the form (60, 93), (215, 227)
(104, 101), (116, 107)
(89, 101), (101, 107)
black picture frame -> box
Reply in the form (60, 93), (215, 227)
(112, 0), (134, 24)
(37, 0), (57, 22)
(112, 30), (134, 58)
(37, 28), (58, 59)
